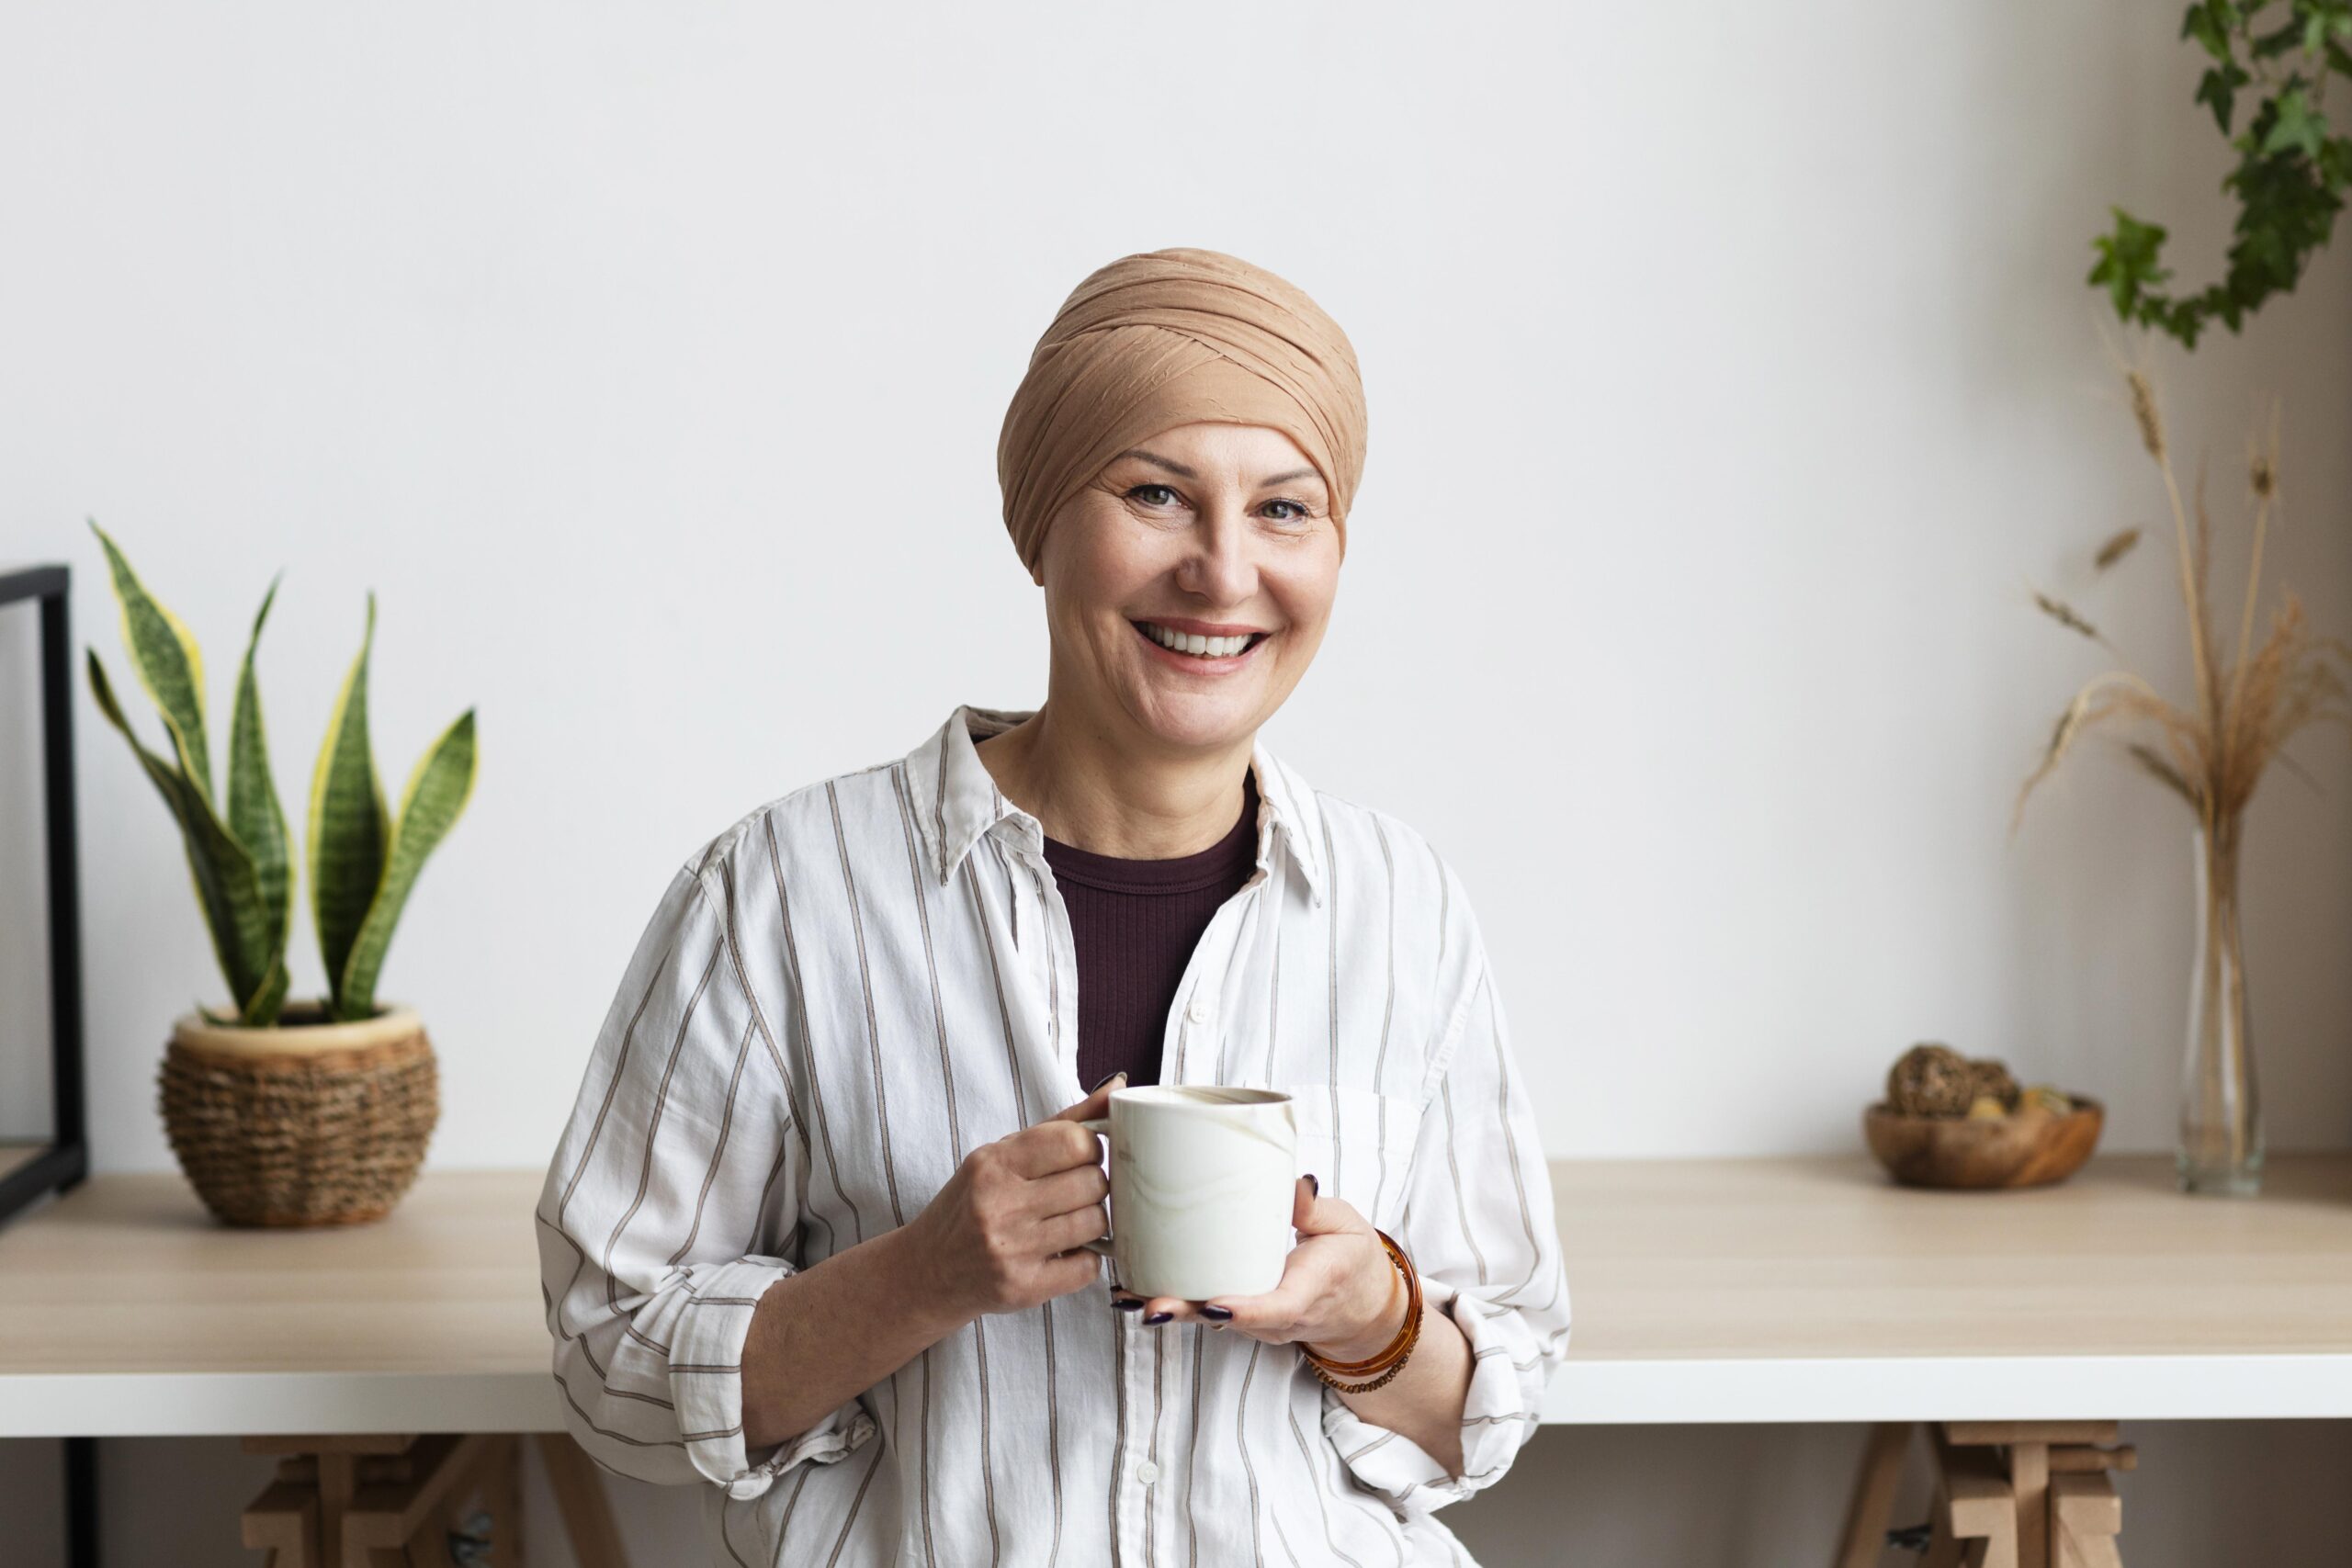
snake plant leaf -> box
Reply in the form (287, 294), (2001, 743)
(336, 708), (476, 1021)
(87, 648), (275, 1013)
(239, 948), (290, 1027)
(88, 520), (213, 802)
(309, 592), (389, 1014)
(227, 574), (294, 968)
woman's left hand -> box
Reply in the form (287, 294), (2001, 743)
(1109, 1175), (1403, 1358)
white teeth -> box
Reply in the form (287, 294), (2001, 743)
(1143, 622), (1254, 659)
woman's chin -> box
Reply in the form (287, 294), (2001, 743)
(1124, 683), (1269, 752)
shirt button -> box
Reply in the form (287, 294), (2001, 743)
(1136, 1459), (1160, 1483)
(1185, 996), (1214, 1026)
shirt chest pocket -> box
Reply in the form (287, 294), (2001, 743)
(1278, 1081), (1425, 1235)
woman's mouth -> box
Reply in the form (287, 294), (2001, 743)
(1130, 619), (1271, 670)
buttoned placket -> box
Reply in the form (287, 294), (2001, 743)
(1160, 848), (1278, 1089)
(990, 806), (1279, 1568)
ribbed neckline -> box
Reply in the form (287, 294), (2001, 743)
(1040, 769), (1260, 895)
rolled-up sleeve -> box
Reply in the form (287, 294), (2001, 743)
(1320, 874), (1570, 1516)
(535, 853), (877, 1500)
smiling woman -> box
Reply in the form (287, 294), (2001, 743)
(536, 247), (1569, 1568)
(997, 420), (1342, 781)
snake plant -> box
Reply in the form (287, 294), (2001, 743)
(84, 520), (478, 1026)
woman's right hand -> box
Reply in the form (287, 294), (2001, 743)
(904, 1072), (1125, 1321)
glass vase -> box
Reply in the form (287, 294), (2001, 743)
(2178, 819), (2263, 1195)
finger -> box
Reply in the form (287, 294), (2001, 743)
(1106, 1286), (1188, 1317)
(1007, 1075), (1124, 1179)
(1194, 1285), (1295, 1332)
(1053, 1247), (1103, 1292)
(1143, 1269), (1297, 1329)
(1044, 1201), (1112, 1255)
(1290, 1174), (1361, 1236)
(1196, 1244), (1329, 1331)
(1000, 1118), (1109, 1180)
(1025, 1159), (1111, 1221)
(1047, 1071), (1126, 1123)
(1129, 1295), (1196, 1324)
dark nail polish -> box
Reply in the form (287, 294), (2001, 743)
(1112, 1296), (1144, 1311)
(1201, 1304), (1234, 1320)
(1145, 1311), (1172, 1325)
(1305, 1173), (1319, 1197)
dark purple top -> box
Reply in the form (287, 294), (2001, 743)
(1042, 767), (1261, 1092)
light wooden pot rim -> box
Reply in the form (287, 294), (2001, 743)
(171, 1002), (423, 1059)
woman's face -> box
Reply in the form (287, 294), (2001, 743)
(1034, 421), (1341, 755)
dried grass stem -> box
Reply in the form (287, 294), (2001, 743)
(2016, 368), (2350, 841)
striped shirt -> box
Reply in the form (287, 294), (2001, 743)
(534, 703), (1571, 1568)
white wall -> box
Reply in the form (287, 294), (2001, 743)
(4, 3), (2347, 1563)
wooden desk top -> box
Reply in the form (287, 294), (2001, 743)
(3, 1153), (2346, 1437)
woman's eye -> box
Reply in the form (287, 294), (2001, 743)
(1261, 499), (1308, 523)
(1127, 483), (1180, 507)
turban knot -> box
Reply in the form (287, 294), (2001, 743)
(997, 247), (1367, 576)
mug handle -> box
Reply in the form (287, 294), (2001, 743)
(1078, 1116), (1114, 1258)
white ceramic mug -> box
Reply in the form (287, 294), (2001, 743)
(1080, 1085), (1299, 1301)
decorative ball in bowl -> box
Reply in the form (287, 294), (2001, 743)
(1863, 1094), (2104, 1190)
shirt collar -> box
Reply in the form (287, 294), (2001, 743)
(905, 703), (1329, 909)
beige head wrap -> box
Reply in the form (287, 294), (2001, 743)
(997, 246), (1367, 577)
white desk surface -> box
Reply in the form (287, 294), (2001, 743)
(2, 1153), (2347, 1438)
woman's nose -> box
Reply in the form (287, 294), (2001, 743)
(1176, 510), (1257, 603)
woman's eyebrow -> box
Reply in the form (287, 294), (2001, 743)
(1116, 448), (1196, 479)
(1115, 448), (1323, 491)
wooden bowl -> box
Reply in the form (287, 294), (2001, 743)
(1861, 1095), (2104, 1190)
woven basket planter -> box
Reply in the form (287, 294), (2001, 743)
(159, 1000), (438, 1227)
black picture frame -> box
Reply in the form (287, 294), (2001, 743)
(0, 562), (88, 1227)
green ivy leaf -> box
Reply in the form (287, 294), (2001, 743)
(2253, 16), (2305, 57)
(2260, 85), (2330, 157)
(2304, 6), (2340, 56)
(2088, 208), (2173, 318)
(2184, 2), (2236, 61)
(2197, 61), (2251, 131)
(2107, 11), (2350, 350)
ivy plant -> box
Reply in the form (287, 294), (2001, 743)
(2090, 0), (2352, 347)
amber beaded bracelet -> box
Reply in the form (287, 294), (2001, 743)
(1302, 1228), (1422, 1393)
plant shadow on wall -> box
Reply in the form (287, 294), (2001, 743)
(84, 521), (479, 1227)
(2012, 0), (2352, 1197)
